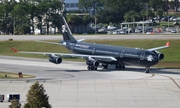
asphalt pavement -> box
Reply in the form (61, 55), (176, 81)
(0, 34), (180, 41)
(0, 35), (180, 108)
(0, 56), (179, 108)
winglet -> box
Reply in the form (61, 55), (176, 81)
(11, 48), (18, 52)
(166, 42), (170, 47)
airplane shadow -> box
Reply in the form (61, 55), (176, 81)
(45, 67), (180, 75)
(149, 68), (180, 75)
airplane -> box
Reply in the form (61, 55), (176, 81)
(12, 14), (170, 73)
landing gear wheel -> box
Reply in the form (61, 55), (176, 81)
(87, 66), (98, 71)
(90, 66), (94, 70)
(145, 70), (149, 73)
(102, 64), (108, 69)
(122, 65), (125, 70)
(115, 65), (119, 70)
(145, 66), (150, 73)
(115, 65), (121, 70)
(115, 64), (125, 70)
(87, 66), (91, 70)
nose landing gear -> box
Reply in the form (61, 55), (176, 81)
(145, 66), (150, 73)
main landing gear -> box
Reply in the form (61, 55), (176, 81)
(102, 64), (108, 70)
(145, 66), (150, 73)
(102, 64), (125, 70)
(87, 66), (97, 70)
(87, 63), (126, 71)
(115, 64), (125, 70)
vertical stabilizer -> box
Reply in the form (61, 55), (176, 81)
(59, 15), (77, 43)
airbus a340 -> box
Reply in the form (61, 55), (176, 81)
(12, 14), (170, 73)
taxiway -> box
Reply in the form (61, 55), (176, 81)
(0, 55), (179, 108)
(0, 34), (180, 108)
(0, 34), (180, 41)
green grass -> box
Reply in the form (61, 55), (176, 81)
(0, 40), (70, 58)
(0, 72), (35, 79)
(159, 21), (175, 27)
(0, 39), (180, 67)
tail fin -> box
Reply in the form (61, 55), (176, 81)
(59, 15), (77, 43)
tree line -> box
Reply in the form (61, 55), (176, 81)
(0, 0), (179, 35)
(79, 0), (179, 24)
(0, 0), (93, 35)
(0, 0), (63, 35)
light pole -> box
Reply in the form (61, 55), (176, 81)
(168, 17), (169, 32)
(90, 0), (97, 34)
(94, 1), (97, 34)
(58, 0), (65, 34)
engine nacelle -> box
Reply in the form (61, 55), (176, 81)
(154, 51), (164, 60)
(86, 60), (99, 67)
(158, 53), (164, 60)
(49, 55), (62, 64)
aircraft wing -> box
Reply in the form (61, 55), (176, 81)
(147, 42), (170, 51)
(11, 48), (117, 62)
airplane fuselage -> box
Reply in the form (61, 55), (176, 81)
(12, 14), (169, 73)
(65, 42), (159, 67)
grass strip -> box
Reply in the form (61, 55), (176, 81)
(0, 39), (180, 68)
(0, 72), (35, 79)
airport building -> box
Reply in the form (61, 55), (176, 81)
(14, 0), (79, 11)
(65, 0), (79, 11)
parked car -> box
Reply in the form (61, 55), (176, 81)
(112, 30), (118, 34)
(7, 94), (20, 102)
(107, 26), (117, 30)
(119, 29), (127, 34)
(161, 16), (168, 21)
(0, 94), (4, 102)
(170, 16), (176, 21)
(128, 28), (135, 33)
(135, 29), (142, 33)
(173, 17), (180, 21)
(171, 30), (177, 33)
(98, 27), (107, 32)
(145, 27), (153, 33)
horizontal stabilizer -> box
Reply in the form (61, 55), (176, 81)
(77, 39), (85, 42)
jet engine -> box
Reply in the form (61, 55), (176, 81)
(86, 60), (99, 67)
(154, 51), (164, 60)
(157, 53), (164, 60)
(49, 54), (62, 64)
